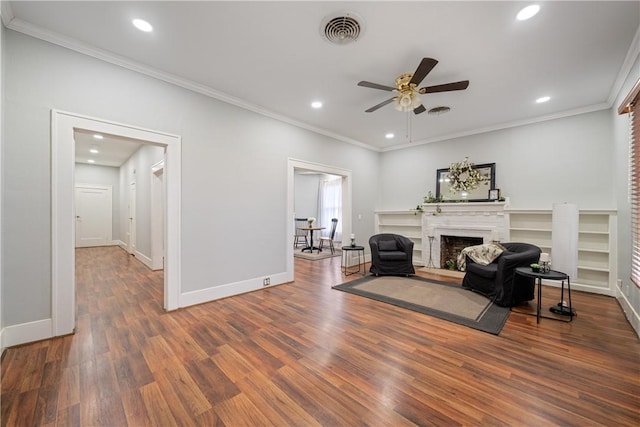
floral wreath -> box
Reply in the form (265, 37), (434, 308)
(448, 157), (485, 193)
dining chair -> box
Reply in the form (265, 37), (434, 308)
(294, 217), (309, 248)
(318, 218), (338, 254)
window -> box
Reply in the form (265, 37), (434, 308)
(317, 177), (342, 241)
(619, 78), (640, 287)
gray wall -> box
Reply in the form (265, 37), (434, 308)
(2, 30), (380, 326)
(378, 109), (614, 211)
(294, 172), (320, 220)
(119, 144), (164, 257)
(0, 17), (4, 339)
(75, 163), (120, 241)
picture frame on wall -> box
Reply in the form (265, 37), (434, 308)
(488, 188), (501, 201)
(435, 162), (496, 202)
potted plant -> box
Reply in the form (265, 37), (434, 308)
(445, 259), (456, 270)
(530, 263), (540, 273)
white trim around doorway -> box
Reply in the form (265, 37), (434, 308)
(52, 110), (182, 338)
(287, 158), (353, 279)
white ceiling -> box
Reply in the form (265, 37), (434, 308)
(74, 128), (146, 167)
(4, 1), (640, 155)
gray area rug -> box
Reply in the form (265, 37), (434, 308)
(332, 275), (510, 335)
(294, 248), (341, 261)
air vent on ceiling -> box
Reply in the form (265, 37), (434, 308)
(428, 106), (451, 116)
(320, 12), (364, 45)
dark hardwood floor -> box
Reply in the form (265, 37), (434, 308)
(2, 246), (639, 426)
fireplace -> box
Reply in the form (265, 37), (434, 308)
(421, 201), (508, 269)
(440, 235), (483, 269)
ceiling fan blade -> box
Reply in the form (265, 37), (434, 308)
(409, 58), (438, 86)
(419, 80), (470, 94)
(358, 81), (396, 91)
(365, 97), (395, 113)
(413, 104), (427, 115)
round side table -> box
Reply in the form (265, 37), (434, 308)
(513, 267), (574, 323)
(342, 245), (365, 276)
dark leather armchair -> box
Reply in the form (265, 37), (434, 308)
(462, 242), (541, 307)
(369, 234), (415, 276)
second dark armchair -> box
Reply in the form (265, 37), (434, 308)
(369, 233), (415, 276)
(462, 242), (541, 307)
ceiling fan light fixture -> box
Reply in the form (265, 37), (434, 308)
(394, 92), (421, 111)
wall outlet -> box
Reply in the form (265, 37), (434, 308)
(263, 277), (270, 286)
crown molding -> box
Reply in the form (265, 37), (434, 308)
(608, 25), (640, 107)
(6, 18), (379, 153)
(4, 15), (632, 155)
(382, 102), (610, 152)
(0, 1), (14, 27)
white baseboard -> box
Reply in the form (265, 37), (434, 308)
(540, 279), (616, 297)
(342, 251), (371, 268)
(3, 318), (53, 348)
(180, 271), (290, 308)
(115, 240), (127, 251)
(134, 250), (153, 270)
(616, 285), (640, 339)
(0, 327), (5, 356)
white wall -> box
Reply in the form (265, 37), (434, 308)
(75, 163), (120, 242)
(378, 109), (614, 211)
(2, 30), (380, 328)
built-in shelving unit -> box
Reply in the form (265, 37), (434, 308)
(374, 211), (424, 265)
(506, 210), (617, 295)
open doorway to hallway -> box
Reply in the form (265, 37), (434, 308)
(52, 111), (182, 336)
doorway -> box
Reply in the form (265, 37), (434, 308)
(151, 160), (165, 270)
(128, 181), (137, 254)
(286, 158), (352, 280)
(52, 111), (182, 336)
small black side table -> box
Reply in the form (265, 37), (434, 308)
(342, 245), (365, 276)
(513, 267), (575, 324)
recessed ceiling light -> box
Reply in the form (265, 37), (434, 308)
(517, 4), (540, 21)
(133, 18), (153, 32)
(311, 101), (323, 109)
(536, 96), (551, 103)
(93, 134), (104, 140)
(385, 133), (395, 139)
(87, 159), (95, 164)
(89, 148), (99, 154)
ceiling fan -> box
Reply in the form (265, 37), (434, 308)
(358, 58), (469, 114)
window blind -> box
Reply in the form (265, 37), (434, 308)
(619, 78), (640, 287)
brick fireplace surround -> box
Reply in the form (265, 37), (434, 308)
(422, 202), (508, 269)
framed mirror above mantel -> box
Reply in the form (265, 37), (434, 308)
(435, 162), (496, 202)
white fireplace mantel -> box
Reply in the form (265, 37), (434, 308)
(422, 201), (508, 268)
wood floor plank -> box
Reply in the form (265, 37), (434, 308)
(1, 246), (639, 426)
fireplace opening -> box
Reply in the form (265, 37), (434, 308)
(440, 235), (483, 269)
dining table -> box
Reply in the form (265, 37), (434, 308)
(298, 226), (325, 253)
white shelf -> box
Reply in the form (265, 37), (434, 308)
(507, 210), (616, 294)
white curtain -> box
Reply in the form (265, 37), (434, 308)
(317, 177), (342, 242)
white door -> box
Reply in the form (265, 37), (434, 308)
(75, 185), (112, 247)
(128, 181), (137, 254)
